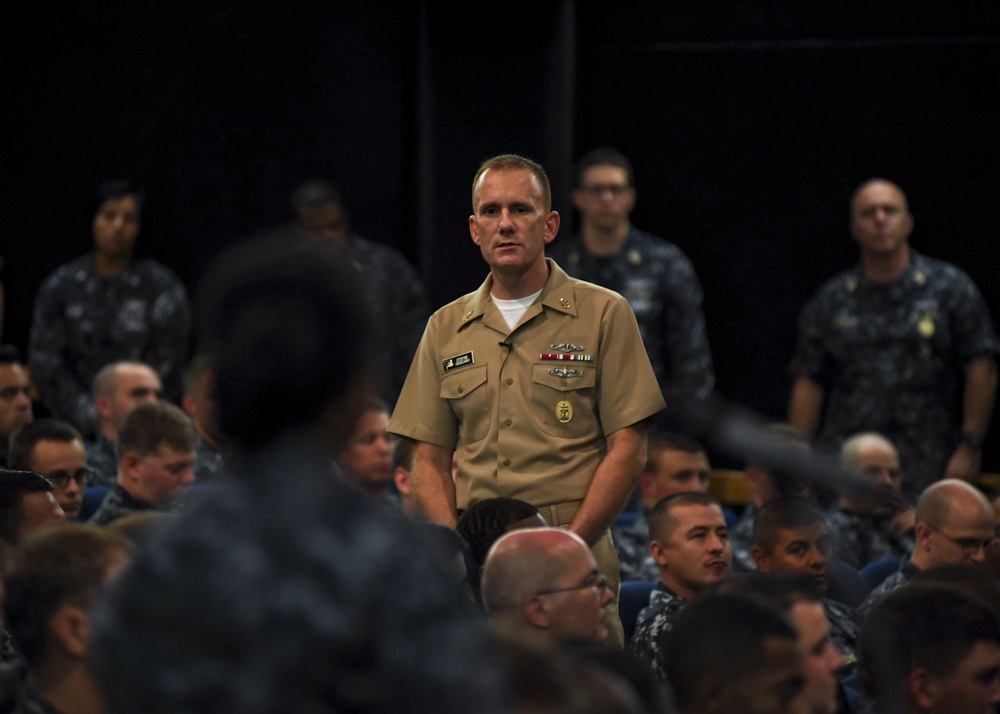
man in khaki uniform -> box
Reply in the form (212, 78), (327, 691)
(389, 154), (665, 641)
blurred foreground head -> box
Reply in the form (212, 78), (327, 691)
(195, 233), (374, 455)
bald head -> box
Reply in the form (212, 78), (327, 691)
(913, 480), (995, 569)
(839, 432), (902, 515)
(480, 528), (612, 643)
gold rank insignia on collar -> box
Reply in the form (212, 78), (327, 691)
(559, 297), (571, 308)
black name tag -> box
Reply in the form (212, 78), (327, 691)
(443, 352), (474, 372)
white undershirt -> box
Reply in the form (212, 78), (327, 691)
(492, 289), (543, 331)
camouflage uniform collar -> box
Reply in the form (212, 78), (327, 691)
(851, 250), (928, 292)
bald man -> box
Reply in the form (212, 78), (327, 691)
(480, 527), (614, 646)
(857, 479), (996, 617)
(825, 432), (915, 569)
(87, 361), (163, 486)
(789, 178), (999, 499)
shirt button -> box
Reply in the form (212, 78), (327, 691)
(502, 459), (511, 467)
(504, 419), (513, 426)
(561, 380), (568, 387)
(505, 378), (513, 385)
(457, 386), (464, 394)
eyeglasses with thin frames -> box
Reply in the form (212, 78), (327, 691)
(44, 466), (94, 490)
(926, 523), (995, 554)
(536, 573), (610, 597)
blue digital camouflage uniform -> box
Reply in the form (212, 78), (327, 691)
(824, 597), (861, 667)
(790, 252), (999, 499)
(86, 435), (117, 487)
(825, 506), (915, 570)
(28, 254), (190, 433)
(729, 504), (758, 573)
(548, 227), (714, 404)
(856, 558), (920, 619)
(612, 509), (660, 582)
(88, 483), (156, 526)
(341, 234), (431, 408)
(193, 437), (231, 483)
(627, 584), (689, 680)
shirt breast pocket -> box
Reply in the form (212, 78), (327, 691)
(531, 363), (600, 438)
(440, 364), (491, 444)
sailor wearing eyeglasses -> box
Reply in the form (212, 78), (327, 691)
(8, 418), (90, 520)
(857, 478), (996, 618)
(548, 147), (715, 407)
(480, 528), (615, 645)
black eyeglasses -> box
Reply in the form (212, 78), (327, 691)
(536, 573), (610, 597)
(45, 466), (94, 490)
(927, 524), (995, 554)
(579, 184), (631, 198)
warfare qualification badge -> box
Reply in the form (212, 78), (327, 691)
(556, 400), (574, 424)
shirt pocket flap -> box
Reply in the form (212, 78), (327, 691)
(440, 364), (488, 399)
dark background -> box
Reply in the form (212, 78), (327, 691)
(5, 1), (999, 469)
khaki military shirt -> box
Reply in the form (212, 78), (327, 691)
(390, 259), (665, 510)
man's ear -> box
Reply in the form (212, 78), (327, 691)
(94, 393), (112, 420)
(181, 393), (197, 418)
(650, 539), (669, 567)
(522, 595), (551, 630)
(752, 546), (769, 570)
(120, 451), (142, 483)
(914, 522), (932, 551)
(907, 666), (938, 710)
(49, 604), (90, 659)
(393, 467), (411, 497)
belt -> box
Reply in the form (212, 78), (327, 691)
(539, 500), (584, 528)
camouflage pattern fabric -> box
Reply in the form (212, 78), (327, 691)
(790, 252), (999, 499)
(627, 584), (689, 680)
(549, 227), (714, 403)
(825, 506), (914, 570)
(86, 435), (117, 487)
(612, 509), (659, 582)
(87, 483), (155, 526)
(856, 558), (919, 619)
(28, 254), (190, 433)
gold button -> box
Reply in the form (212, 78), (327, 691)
(502, 459), (511, 467)
(504, 419), (512, 426)
(505, 378), (513, 385)
(561, 380), (568, 387)
(457, 386), (464, 394)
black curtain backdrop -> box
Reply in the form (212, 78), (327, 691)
(5, 1), (999, 469)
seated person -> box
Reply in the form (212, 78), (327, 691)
(712, 572), (847, 714)
(826, 431), (914, 569)
(0, 346), (34, 468)
(86, 360), (162, 486)
(7, 419), (90, 520)
(181, 354), (230, 483)
(728, 424), (811, 573)
(0, 524), (131, 714)
(480, 528), (614, 646)
(336, 398), (395, 504)
(859, 583), (1000, 714)
(857, 478), (996, 617)
(456, 496), (546, 608)
(612, 433), (711, 582)
(663, 593), (807, 714)
(0, 470), (65, 547)
(751, 497), (861, 666)
(88, 401), (196, 526)
(629, 491), (732, 680)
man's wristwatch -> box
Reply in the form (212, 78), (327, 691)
(960, 430), (985, 451)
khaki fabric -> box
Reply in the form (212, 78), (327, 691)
(390, 260), (665, 512)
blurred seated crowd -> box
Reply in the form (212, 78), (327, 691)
(0, 172), (996, 714)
